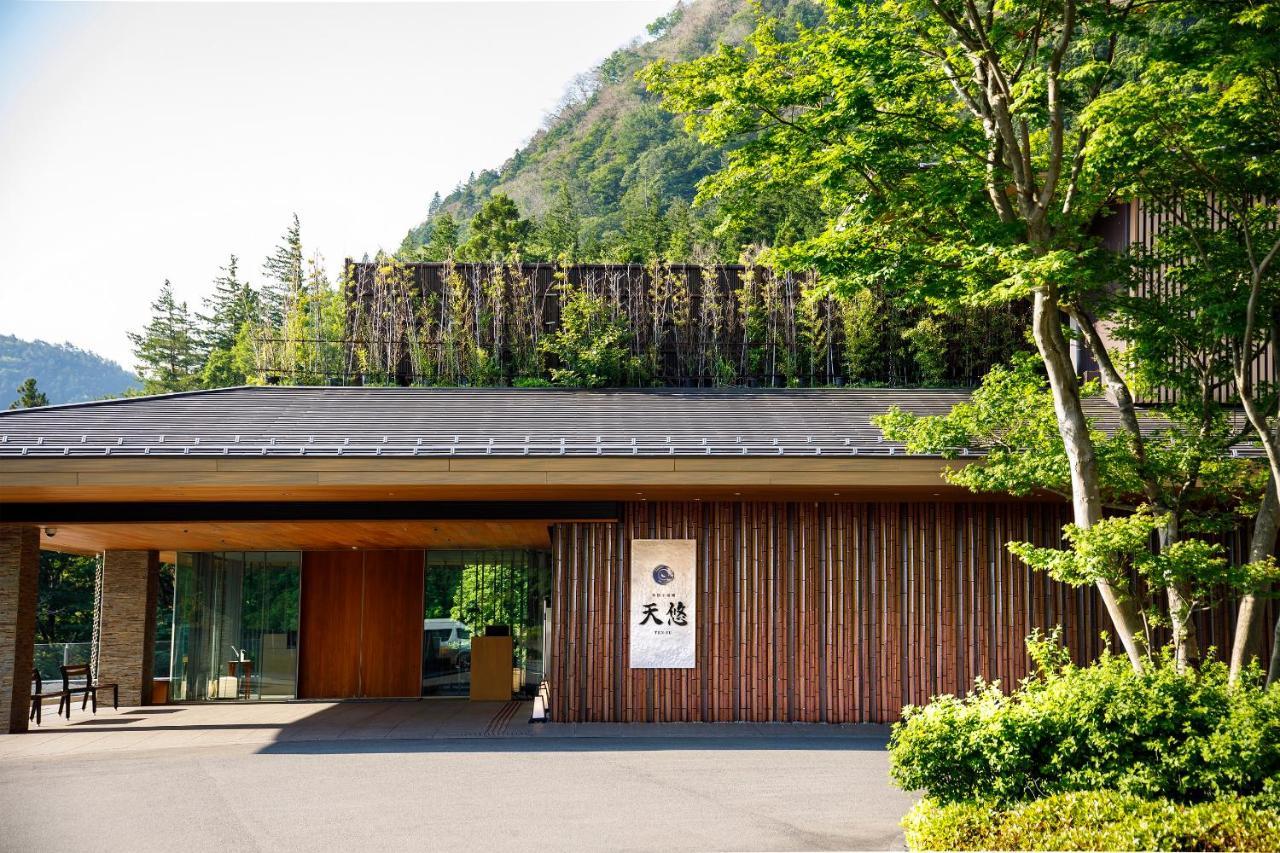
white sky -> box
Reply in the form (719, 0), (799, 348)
(0, 0), (671, 369)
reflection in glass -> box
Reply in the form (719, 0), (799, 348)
(170, 551), (300, 701)
(423, 550), (551, 697)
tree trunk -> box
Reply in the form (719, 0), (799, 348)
(1157, 515), (1199, 672)
(1230, 475), (1278, 683)
(1033, 287), (1147, 671)
(1269, 613), (1280, 686)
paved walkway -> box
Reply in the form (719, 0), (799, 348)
(0, 701), (914, 851)
(3, 699), (897, 758)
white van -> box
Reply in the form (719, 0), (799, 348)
(423, 618), (472, 668)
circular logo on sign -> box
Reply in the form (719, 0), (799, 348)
(652, 564), (675, 585)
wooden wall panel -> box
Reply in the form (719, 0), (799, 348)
(299, 549), (423, 699)
(548, 500), (1279, 724)
(360, 550), (425, 698)
(298, 550), (364, 699)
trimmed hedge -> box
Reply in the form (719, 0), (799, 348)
(903, 791), (1280, 851)
(888, 646), (1280, 805)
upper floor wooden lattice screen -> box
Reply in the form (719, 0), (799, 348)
(337, 261), (1028, 388)
(1091, 199), (1279, 406)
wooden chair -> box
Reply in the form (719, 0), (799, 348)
(29, 668), (71, 726)
(59, 663), (118, 718)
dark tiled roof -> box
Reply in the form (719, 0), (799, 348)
(0, 385), (1255, 459)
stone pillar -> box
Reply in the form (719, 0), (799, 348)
(0, 525), (39, 734)
(98, 550), (159, 707)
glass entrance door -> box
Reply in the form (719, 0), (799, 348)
(422, 550), (551, 698)
(170, 551), (300, 701)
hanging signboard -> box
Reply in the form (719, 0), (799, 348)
(629, 539), (696, 669)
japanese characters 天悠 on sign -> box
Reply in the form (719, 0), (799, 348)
(629, 539), (696, 668)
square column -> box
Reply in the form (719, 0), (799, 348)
(0, 525), (39, 734)
(98, 550), (159, 707)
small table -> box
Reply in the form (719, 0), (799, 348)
(226, 660), (253, 700)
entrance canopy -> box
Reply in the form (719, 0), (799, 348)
(0, 386), (1006, 555)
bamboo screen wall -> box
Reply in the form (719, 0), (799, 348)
(342, 262), (1028, 388)
(548, 500), (1271, 724)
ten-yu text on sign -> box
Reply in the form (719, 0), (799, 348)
(629, 539), (696, 668)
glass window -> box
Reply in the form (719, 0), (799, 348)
(422, 549), (551, 698)
(169, 551), (300, 701)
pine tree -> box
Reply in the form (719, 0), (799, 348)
(459, 195), (531, 262)
(618, 184), (668, 262)
(128, 281), (202, 394)
(197, 255), (259, 388)
(536, 186), (581, 262)
(8, 377), (48, 409)
(198, 255), (259, 353)
(664, 199), (694, 262)
(423, 213), (460, 261)
(261, 214), (303, 326)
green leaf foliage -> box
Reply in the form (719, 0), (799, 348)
(35, 551), (96, 643)
(888, 638), (1280, 807)
(538, 284), (647, 387)
(873, 353), (1129, 498)
(642, 0), (1132, 306)
(876, 351), (1264, 534)
(8, 377), (48, 410)
(903, 790), (1280, 852)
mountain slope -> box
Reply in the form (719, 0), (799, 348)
(400, 0), (824, 262)
(0, 335), (138, 405)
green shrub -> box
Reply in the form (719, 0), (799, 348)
(539, 287), (644, 387)
(888, 638), (1280, 806)
(511, 376), (554, 388)
(903, 791), (1280, 851)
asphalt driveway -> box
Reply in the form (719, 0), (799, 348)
(0, 702), (915, 852)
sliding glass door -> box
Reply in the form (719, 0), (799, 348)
(170, 551), (301, 701)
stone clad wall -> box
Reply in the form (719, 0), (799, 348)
(97, 550), (159, 707)
(0, 525), (38, 733)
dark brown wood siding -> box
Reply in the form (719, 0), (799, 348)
(359, 550), (425, 698)
(548, 500), (1275, 723)
(298, 549), (424, 699)
(298, 550), (364, 699)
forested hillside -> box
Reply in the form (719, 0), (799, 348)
(0, 335), (137, 405)
(399, 0), (825, 264)
(122, 0), (1031, 394)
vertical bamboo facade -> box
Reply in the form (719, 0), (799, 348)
(548, 500), (1274, 724)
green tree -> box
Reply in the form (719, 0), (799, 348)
(459, 195), (531, 262)
(877, 353), (1270, 669)
(197, 255), (259, 388)
(539, 285), (642, 387)
(1082, 0), (1280, 681)
(616, 183), (669, 263)
(262, 253), (345, 384)
(664, 199), (695, 262)
(36, 552), (96, 643)
(8, 377), (48, 409)
(261, 214), (303, 326)
(128, 281), (202, 394)
(534, 187), (581, 262)
(424, 212), (461, 261)
(645, 0), (1166, 668)
(403, 212), (462, 262)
